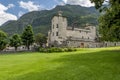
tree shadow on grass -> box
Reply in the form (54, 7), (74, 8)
(8, 50), (120, 80)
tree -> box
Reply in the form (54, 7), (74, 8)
(90, 0), (120, 41)
(35, 33), (47, 47)
(0, 30), (7, 51)
(21, 25), (34, 50)
(9, 34), (22, 51)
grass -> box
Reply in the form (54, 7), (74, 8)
(0, 47), (120, 80)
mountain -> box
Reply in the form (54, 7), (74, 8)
(0, 4), (99, 36)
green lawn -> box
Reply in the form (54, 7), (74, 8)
(0, 47), (120, 80)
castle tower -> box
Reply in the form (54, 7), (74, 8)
(50, 11), (68, 45)
(87, 25), (96, 41)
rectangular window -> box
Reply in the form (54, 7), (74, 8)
(56, 24), (59, 28)
(56, 32), (58, 36)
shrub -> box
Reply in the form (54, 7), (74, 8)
(39, 47), (77, 53)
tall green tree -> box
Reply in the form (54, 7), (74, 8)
(21, 25), (34, 50)
(90, 0), (120, 41)
(0, 30), (7, 51)
(10, 34), (22, 51)
(35, 33), (47, 47)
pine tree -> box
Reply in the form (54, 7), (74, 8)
(21, 25), (34, 50)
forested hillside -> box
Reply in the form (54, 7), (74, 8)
(0, 4), (99, 36)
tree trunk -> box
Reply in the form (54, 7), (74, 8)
(27, 40), (30, 50)
(15, 47), (17, 51)
(27, 45), (30, 50)
(40, 43), (43, 47)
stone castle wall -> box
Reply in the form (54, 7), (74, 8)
(48, 12), (120, 48)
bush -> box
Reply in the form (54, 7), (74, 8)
(38, 47), (77, 53)
(39, 48), (47, 52)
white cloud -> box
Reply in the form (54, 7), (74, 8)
(0, 3), (8, 12)
(18, 11), (25, 17)
(62, 0), (94, 7)
(0, 12), (17, 25)
(63, 0), (67, 3)
(19, 1), (41, 11)
(0, 3), (17, 26)
(54, 0), (65, 5)
(7, 4), (15, 8)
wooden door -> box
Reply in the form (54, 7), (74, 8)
(81, 43), (84, 48)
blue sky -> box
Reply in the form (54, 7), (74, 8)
(0, 0), (95, 25)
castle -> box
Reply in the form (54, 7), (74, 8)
(47, 12), (98, 48)
(48, 12), (120, 48)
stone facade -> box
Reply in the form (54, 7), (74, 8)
(47, 12), (120, 48)
(48, 12), (97, 48)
